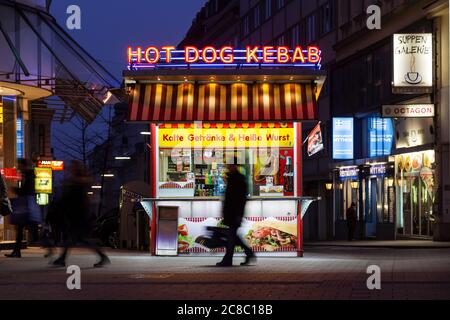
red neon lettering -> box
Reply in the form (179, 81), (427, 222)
(308, 46), (321, 63)
(202, 46), (217, 63)
(220, 46), (234, 63)
(263, 46), (274, 63)
(162, 46), (176, 63)
(144, 47), (160, 64)
(185, 46), (199, 63)
(277, 46), (290, 63)
(292, 47), (305, 63)
(128, 46), (142, 63)
(246, 46), (259, 63)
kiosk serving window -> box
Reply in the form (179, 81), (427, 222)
(157, 123), (295, 198)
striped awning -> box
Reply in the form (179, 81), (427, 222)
(128, 82), (317, 122)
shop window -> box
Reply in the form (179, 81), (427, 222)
(253, 4), (260, 29)
(264, 0), (272, 20)
(242, 15), (250, 36)
(291, 24), (300, 47)
(319, 1), (334, 35)
(276, 0), (285, 11)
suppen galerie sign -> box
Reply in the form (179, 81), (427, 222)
(393, 34), (433, 89)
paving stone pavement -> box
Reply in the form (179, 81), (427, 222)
(0, 246), (449, 300)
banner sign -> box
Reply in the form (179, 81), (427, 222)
(393, 34), (433, 93)
(158, 127), (294, 148)
(16, 118), (24, 159)
(35, 168), (52, 194)
(382, 104), (434, 118)
(332, 118), (354, 160)
(339, 166), (359, 179)
(306, 122), (324, 156)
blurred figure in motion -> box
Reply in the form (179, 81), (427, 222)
(52, 161), (110, 268)
(5, 159), (41, 258)
(216, 158), (255, 267)
(346, 202), (357, 241)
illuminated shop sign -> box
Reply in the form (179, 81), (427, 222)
(37, 160), (64, 171)
(35, 168), (52, 194)
(382, 104), (434, 118)
(396, 118), (434, 148)
(393, 34), (433, 93)
(370, 164), (386, 175)
(368, 118), (394, 157)
(127, 45), (322, 69)
(16, 118), (24, 159)
(159, 127), (294, 148)
(339, 166), (359, 179)
(332, 118), (354, 160)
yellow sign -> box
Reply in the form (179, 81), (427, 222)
(0, 102), (3, 124)
(158, 127), (294, 148)
(35, 168), (52, 194)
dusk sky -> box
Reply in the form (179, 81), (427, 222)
(50, 0), (206, 164)
(50, 0), (206, 79)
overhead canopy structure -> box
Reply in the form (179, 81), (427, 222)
(0, 0), (121, 122)
(125, 69), (326, 123)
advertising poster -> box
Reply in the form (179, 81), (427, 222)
(368, 118), (394, 157)
(178, 216), (298, 254)
(307, 122), (324, 157)
(332, 118), (354, 159)
(34, 168), (52, 194)
(393, 34), (433, 90)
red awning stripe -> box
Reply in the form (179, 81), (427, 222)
(128, 83), (317, 122)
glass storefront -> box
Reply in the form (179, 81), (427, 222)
(395, 150), (436, 237)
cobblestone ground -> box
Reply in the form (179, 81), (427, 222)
(0, 246), (449, 300)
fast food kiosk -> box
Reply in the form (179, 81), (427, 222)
(125, 46), (326, 256)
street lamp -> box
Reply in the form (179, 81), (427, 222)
(387, 178), (394, 187)
(351, 181), (359, 189)
(325, 182), (333, 190)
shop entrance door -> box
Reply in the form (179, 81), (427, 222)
(365, 178), (377, 237)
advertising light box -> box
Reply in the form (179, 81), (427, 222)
(393, 34), (433, 93)
(35, 168), (52, 194)
(332, 118), (354, 160)
(368, 118), (394, 157)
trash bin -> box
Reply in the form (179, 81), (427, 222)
(156, 206), (179, 256)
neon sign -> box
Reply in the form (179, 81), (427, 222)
(127, 45), (322, 70)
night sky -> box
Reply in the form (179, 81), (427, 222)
(49, 0), (206, 169)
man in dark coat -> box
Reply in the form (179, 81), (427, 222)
(346, 202), (357, 241)
(216, 160), (255, 267)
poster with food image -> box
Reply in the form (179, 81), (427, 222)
(178, 216), (298, 254)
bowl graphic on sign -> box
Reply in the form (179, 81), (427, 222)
(405, 72), (423, 85)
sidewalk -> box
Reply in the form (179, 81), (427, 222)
(304, 240), (450, 249)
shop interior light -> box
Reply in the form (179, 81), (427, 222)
(339, 183), (343, 190)
(351, 181), (359, 189)
(325, 182), (333, 190)
(91, 185), (102, 189)
(140, 132), (151, 135)
(115, 156), (131, 160)
(87, 192), (94, 195)
(0, 87), (3, 93)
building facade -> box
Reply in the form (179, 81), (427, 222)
(178, 0), (449, 241)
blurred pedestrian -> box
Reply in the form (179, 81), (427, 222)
(216, 158), (255, 267)
(0, 172), (13, 218)
(5, 159), (41, 258)
(346, 202), (357, 241)
(52, 161), (110, 268)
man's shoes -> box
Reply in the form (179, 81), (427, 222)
(240, 254), (256, 266)
(216, 261), (233, 267)
(94, 256), (111, 268)
(4, 251), (21, 258)
(52, 258), (66, 267)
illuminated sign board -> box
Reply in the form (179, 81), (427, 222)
(393, 34), (433, 93)
(16, 118), (24, 158)
(36, 193), (49, 206)
(35, 168), (52, 194)
(333, 118), (354, 160)
(127, 45), (322, 69)
(382, 104), (434, 118)
(159, 127), (294, 148)
(368, 118), (394, 157)
(370, 164), (386, 175)
(339, 166), (359, 179)
(37, 160), (64, 171)
(0, 102), (3, 124)
(0, 168), (20, 180)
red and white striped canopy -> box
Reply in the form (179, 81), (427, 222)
(128, 82), (317, 122)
